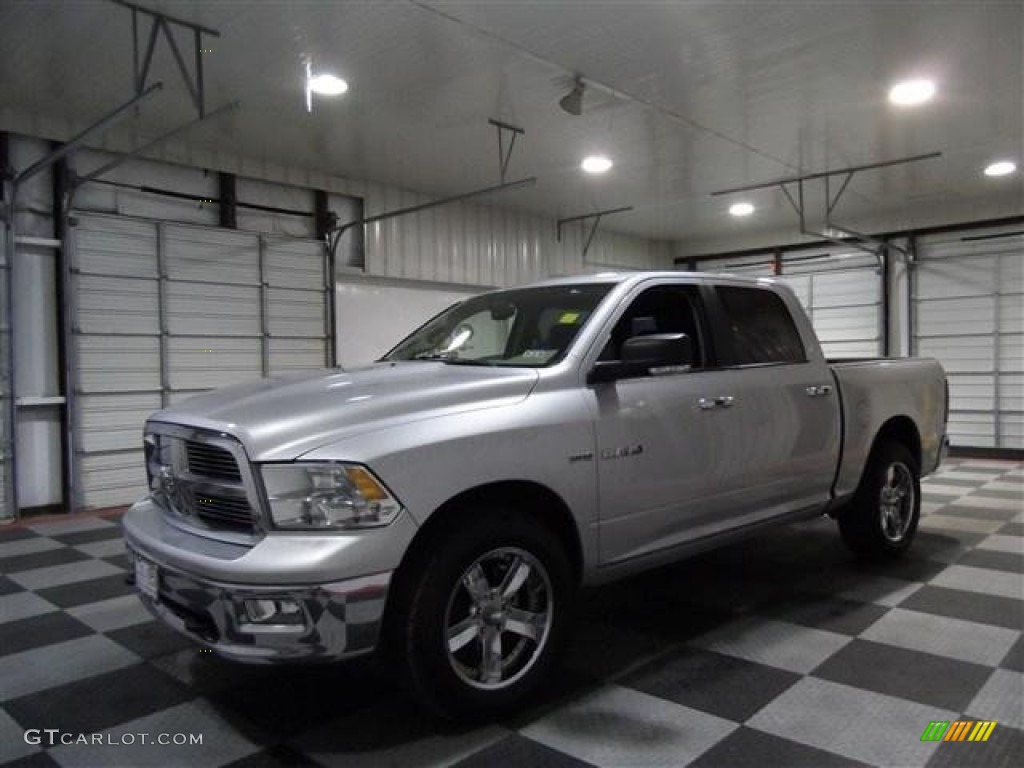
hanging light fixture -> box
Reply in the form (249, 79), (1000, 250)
(559, 77), (585, 116)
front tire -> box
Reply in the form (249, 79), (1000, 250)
(394, 511), (573, 720)
(838, 441), (921, 560)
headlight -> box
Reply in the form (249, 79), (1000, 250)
(261, 463), (403, 530)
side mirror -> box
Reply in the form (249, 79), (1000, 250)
(587, 333), (693, 385)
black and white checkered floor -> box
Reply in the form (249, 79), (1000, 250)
(1, 458), (1021, 768)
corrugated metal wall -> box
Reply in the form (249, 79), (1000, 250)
(696, 248), (883, 359)
(913, 226), (1023, 449)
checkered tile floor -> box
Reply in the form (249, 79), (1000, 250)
(1, 458), (1021, 767)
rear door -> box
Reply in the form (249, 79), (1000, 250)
(701, 284), (841, 525)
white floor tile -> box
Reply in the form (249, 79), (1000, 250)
(977, 534), (1024, 554)
(74, 537), (126, 559)
(949, 496), (1024, 512)
(68, 594), (152, 632)
(0, 537), (65, 559)
(966, 669), (1024, 730)
(919, 515), (1004, 535)
(930, 565), (1024, 600)
(0, 592), (58, 624)
(522, 684), (737, 768)
(26, 516), (117, 536)
(748, 677), (955, 766)
(689, 618), (851, 674)
(861, 608), (1019, 667)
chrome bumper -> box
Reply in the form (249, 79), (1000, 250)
(129, 548), (390, 663)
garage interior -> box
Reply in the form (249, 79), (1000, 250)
(0, 1), (1021, 766)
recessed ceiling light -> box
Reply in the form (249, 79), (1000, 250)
(581, 155), (613, 174)
(729, 202), (755, 217)
(308, 73), (349, 96)
(984, 160), (1017, 177)
(888, 78), (936, 106)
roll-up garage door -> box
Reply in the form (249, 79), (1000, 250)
(698, 248), (883, 359)
(71, 213), (329, 509)
(913, 228), (1023, 450)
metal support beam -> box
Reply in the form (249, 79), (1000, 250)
(328, 177), (536, 261)
(70, 101), (237, 195)
(711, 152), (943, 197)
(156, 224), (170, 409)
(15, 84), (163, 187)
(258, 236), (269, 377)
(114, 0), (220, 118)
(556, 206), (634, 259)
(711, 152), (942, 267)
(53, 152), (76, 514)
(313, 190), (334, 241)
(488, 118), (525, 183)
(0, 134), (15, 520)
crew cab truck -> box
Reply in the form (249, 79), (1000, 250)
(124, 272), (948, 719)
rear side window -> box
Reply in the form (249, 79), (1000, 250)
(716, 286), (806, 365)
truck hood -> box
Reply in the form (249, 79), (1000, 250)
(150, 362), (540, 461)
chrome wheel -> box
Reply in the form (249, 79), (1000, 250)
(444, 547), (553, 691)
(879, 461), (915, 543)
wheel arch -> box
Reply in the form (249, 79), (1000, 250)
(870, 416), (922, 470)
(382, 480), (583, 645)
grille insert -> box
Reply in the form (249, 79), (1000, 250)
(186, 441), (242, 482)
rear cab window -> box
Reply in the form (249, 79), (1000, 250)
(714, 285), (806, 366)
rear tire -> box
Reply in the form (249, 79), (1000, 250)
(392, 510), (573, 721)
(838, 441), (920, 560)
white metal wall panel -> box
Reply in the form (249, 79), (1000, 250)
(164, 225), (261, 286)
(269, 338), (327, 375)
(166, 282), (261, 337)
(915, 227), (1023, 449)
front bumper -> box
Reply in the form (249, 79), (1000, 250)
(129, 549), (390, 663)
(123, 497), (417, 663)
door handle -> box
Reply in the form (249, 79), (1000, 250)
(806, 384), (833, 397)
(698, 397), (717, 410)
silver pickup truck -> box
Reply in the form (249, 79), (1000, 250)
(124, 271), (948, 718)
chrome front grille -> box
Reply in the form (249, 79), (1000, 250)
(186, 441), (242, 482)
(146, 425), (261, 536)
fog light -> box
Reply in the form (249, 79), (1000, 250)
(243, 598), (303, 626)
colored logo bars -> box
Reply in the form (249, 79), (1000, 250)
(921, 721), (997, 743)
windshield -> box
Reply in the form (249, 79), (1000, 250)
(383, 283), (613, 367)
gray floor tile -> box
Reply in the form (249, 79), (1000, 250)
(747, 677), (956, 767)
(956, 548), (1024, 575)
(812, 638), (993, 711)
(453, 733), (593, 768)
(0, 635), (139, 702)
(798, 571), (924, 607)
(73, 537), (126, 559)
(689, 617), (851, 674)
(25, 517), (117, 536)
(1000, 635), (1024, 673)
(7, 560), (122, 591)
(48, 699), (261, 768)
(0, 592), (58, 625)
(521, 684), (737, 768)
(949, 496), (1024, 512)
(67, 594), (153, 633)
(622, 647), (800, 723)
(860, 608), (1020, 667)
(0, 707), (41, 763)
(920, 515), (1005, 536)
(690, 725), (869, 768)
(900, 585), (1024, 630)
(978, 534), (1024, 554)
(757, 594), (889, 636)
(930, 564), (1023, 600)
(0, 538), (65, 560)
(965, 669), (1024, 730)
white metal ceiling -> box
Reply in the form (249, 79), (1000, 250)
(0, 0), (1020, 247)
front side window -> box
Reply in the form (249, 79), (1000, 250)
(599, 285), (706, 367)
(383, 284), (613, 368)
(716, 285), (806, 365)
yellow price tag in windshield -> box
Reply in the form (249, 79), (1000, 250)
(559, 312), (580, 324)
